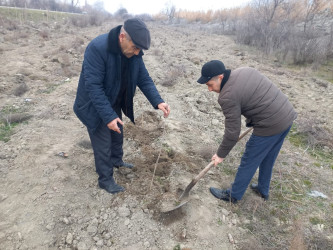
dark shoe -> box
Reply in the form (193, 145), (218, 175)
(99, 178), (125, 194)
(114, 162), (134, 169)
(209, 187), (238, 204)
(250, 184), (269, 200)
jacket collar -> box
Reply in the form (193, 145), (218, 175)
(220, 69), (231, 91)
(107, 25), (144, 56)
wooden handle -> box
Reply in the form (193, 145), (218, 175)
(192, 127), (253, 185)
(179, 127), (253, 201)
(238, 127), (253, 141)
(192, 161), (214, 185)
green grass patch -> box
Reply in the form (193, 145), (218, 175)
(0, 122), (19, 142)
(173, 244), (181, 250)
(0, 105), (31, 141)
(309, 217), (324, 225)
(288, 125), (308, 148)
(309, 149), (333, 167)
(1, 105), (21, 115)
(303, 179), (312, 188)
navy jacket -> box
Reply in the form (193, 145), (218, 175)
(73, 25), (164, 133)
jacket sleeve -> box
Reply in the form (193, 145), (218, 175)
(217, 98), (242, 158)
(136, 59), (164, 108)
(83, 43), (118, 125)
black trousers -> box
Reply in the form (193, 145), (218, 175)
(88, 107), (123, 187)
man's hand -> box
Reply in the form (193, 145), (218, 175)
(107, 118), (124, 134)
(157, 103), (170, 118)
(212, 153), (224, 166)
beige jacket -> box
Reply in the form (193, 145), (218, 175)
(217, 67), (297, 158)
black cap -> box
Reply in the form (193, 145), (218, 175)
(124, 18), (151, 50)
(197, 60), (226, 84)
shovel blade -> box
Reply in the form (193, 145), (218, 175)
(161, 200), (189, 213)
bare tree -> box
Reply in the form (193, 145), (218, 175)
(71, 0), (79, 8)
(302, 0), (328, 33)
(164, 1), (176, 23)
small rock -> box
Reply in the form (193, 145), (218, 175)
(317, 224), (325, 231)
(181, 229), (187, 239)
(96, 239), (104, 247)
(212, 119), (220, 125)
(66, 233), (73, 245)
(46, 223), (54, 230)
(228, 233), (234, 244)
(118, 206), (131, 217)
(63, 217), (70, 225)
(77, 242), (87, 250)
(126, 173), (135, 179)
(221, 208), (230, 216)
(0, 194), (8, 202)
(91, 218), (99, 225)
(242, 219), (250, 224)
(87, 225), (98, 236)
(144, 241), (150, 248)
(124, 218), (130, 226)
(18, 232), (22, 241)
(222, 214), (226, 222)
(104, 233), (111, 240)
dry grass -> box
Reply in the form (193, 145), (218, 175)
(160, 65), (186, 87)
(13, 83), (29, 96)
(0, 112), (32, 125)
(39, 29), (49, 40)
(293, 115), (333, 149)
(289, 219), (306, 250)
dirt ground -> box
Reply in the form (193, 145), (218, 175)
(0, 16), (332, 250)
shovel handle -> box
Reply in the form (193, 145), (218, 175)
(190, 127), (253, 186)
(187, 128), (253, 189)
(238, 127), (253, 141)
(192, 161), (214, 184)
(179, 127), (253, 200)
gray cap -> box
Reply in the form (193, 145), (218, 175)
(124, 18), (151, 50)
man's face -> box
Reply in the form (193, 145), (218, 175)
(205, 75), (222, 93)
(120, 34), (141, 58)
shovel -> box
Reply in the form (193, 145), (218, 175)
(162, 127), (253, 213)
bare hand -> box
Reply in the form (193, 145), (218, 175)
(212, 153), (224, 166)
(158, 103), (170, 118)
(107, 118), (124, 134)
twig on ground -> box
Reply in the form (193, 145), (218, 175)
(149, 120), (166, 190)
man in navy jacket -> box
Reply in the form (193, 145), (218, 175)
(73, 18), (170, 194)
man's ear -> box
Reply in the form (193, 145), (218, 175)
(119, 33), (126, 42)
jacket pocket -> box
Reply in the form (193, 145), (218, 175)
(74, 98), (101, 130)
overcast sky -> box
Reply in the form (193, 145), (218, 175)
(86, 0), (251, 15)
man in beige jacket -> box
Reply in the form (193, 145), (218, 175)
(197, 60), (297, 203)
